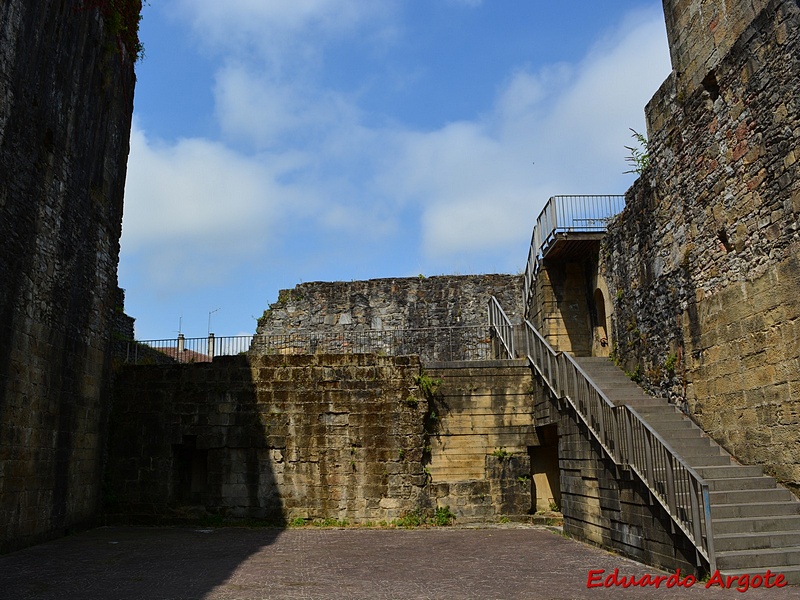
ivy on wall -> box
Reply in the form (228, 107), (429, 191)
(78, 0), (146, 62)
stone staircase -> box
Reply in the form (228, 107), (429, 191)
(575, 357), (800, 584)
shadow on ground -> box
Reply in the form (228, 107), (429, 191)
(0, 526), (283, 600)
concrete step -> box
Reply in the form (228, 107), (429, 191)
(682, 454), (733, 467)
(652, 427), (709, 439)
(710, 486), (792, 503)
(714, 530), (800, 551)
(713, 514), (800, 535)
(718, 565), (800, 586)
(712, 501), (800, 519)
(707, 476), (778, 491)
(653, 437), (717, 450)
(696, 464), (765, 479)
(717, 546), (800, 570)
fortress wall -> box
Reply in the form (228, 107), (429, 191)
(0, 1), (136, 551)
(662, 0), (771, 96)
(602, 0), (800, 489)
(107, 355), (536, 524)
(256, 275), (523, 350)
(108, 354), (430, 523)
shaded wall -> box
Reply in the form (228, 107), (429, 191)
(108, 354), (429, 523)
(108, 355), (540, 524)
(0, 1), (136, 551)
(528, 260), (597, 357)
(602, 0), (800, 489)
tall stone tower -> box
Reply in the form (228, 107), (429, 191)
(662, 0), (771, 95)
(603, 0), (800, 489)
(0, 1), (138, 551)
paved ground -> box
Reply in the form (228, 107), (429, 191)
(0, 525), (796, 599)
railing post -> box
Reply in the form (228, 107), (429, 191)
(208, 333), (215, 359)
(644, 431), (654, 487)
(702, 484), (716, 572)
(665, 455), (677, 516)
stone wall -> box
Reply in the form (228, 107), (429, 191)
(529, 378), (702, 574)
(425, 360), (535, 520)
(601, 0), (800, 489)
(255, 275), (523, 361)
(0, 1), (137, 551)
(107, 355), (539, 524)
(108, 354), (432, 523)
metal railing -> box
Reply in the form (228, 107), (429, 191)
(125, 326), (495, 365)
(488, 296), (515, 359)
(523, 195), (625, 316)
(488, 299), (715, 571)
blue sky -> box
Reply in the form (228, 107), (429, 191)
(120, 0), (672, 340)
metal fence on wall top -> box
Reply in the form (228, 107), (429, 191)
(125, 326), (498, 365)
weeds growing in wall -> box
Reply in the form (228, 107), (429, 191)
(77, 1), (147, 62)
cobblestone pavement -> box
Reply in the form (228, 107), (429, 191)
(0, 525), (796, 600)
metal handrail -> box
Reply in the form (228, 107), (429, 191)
(488, 296), (515, 358)
(524, 318), (715, 571)
(487, 298), (715, 571)
(125, 326), (496, 365)
(523, 195), (625, 316)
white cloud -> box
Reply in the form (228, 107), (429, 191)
(375, 6), (671, 260)
(121, 123), (317, 288)
(172, 0), (396, 67)
(213, 63), (363, 150)
(125, 3), (671, 290)
(122, 124), (306, 248)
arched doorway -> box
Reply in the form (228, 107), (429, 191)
(593, 288), (610, 357)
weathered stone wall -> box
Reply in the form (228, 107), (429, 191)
(425, 360), (535, 521)
(107, 356), (539, 524)
(531, 379), (702, 574)
(602, 0), (800, 489)
(528, 261), (597, 357)
(108, 354), (432, 523)
(0, 1), (136, 551)
(663, 0), (771, 95)
(255, 275), (523, 360)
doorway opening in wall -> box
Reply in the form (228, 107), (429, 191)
(593, 288), (609, 357)
(172, 435), (208, 505)
(528, 424), (561, 513)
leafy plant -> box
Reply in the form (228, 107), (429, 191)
(625, 364), (643, 384)
(414, 371), (442, 399)
(79, 0), (148, 62)
(312, 517), (349, 527)
(491, 448), (511, 460)
(394, 510), (424, 527)
(432, 505), (456, 526)
(624, 128), (650, 175)
(664, 351), (679, 376)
